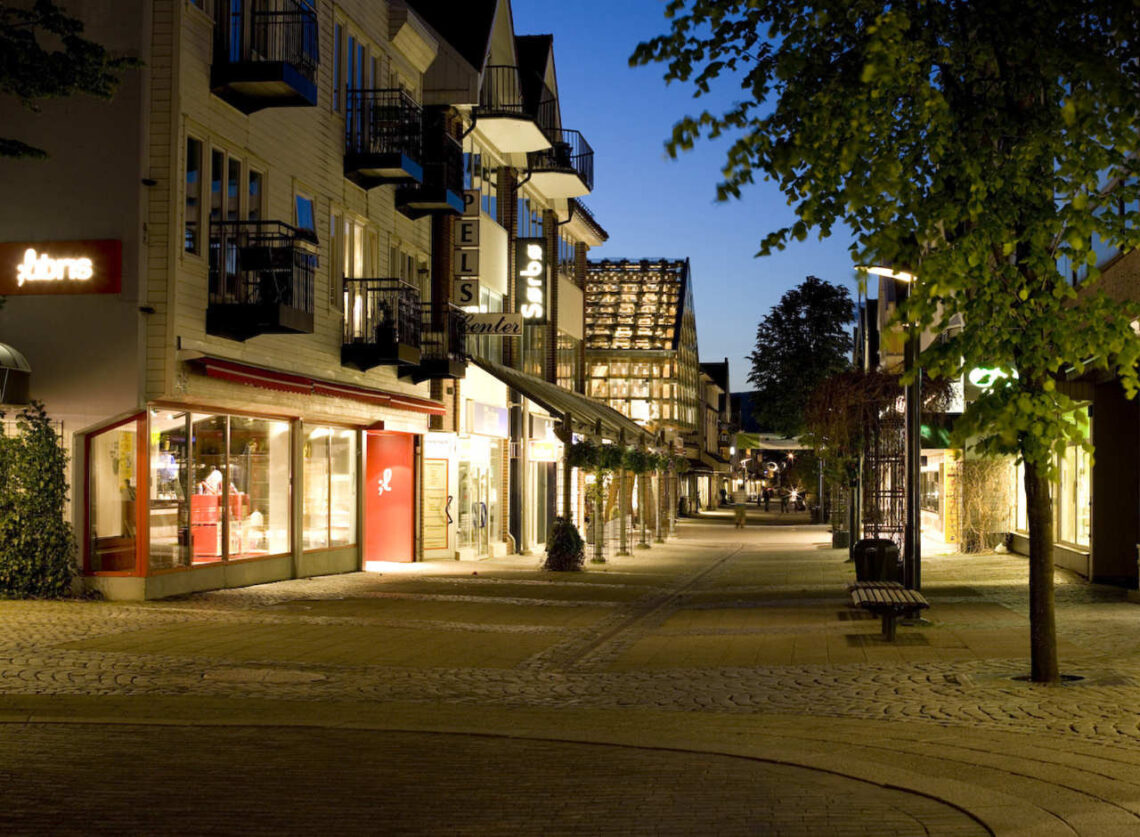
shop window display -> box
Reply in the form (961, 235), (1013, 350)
(149, 411), (190, 569)
(228, 416), (290, 557)
(303, 426), (357, 550)
(89, 419), (141, 572)
(146, 411), (290, 570)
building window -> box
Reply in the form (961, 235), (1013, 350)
(303, 426), (357, 550)
(557, 333), (580, 392)
(248, 169), (263, 222)
(332, 22), (343, 112)
(295, 194), (316, 236)
(185, 137), (202, 254)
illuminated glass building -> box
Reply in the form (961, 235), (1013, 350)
(584, 259), (701, 433)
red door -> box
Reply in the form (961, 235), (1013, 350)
(364, 431), (415, 564)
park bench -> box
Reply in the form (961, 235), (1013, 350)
(848, 581), (929, 641)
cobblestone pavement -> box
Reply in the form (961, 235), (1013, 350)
(3, 512), (1140, 834)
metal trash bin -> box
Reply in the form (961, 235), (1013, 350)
(852, 538), (901, 582)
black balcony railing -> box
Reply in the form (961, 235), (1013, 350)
(344, 88), (423, 187)
(527, 128), (594, 192)
(208, 220), (316, 340)
(395, 108), (465, 218)
(477, 64), (555, 135)
(211, 0), (319, 113)
(341, 278), (422, 369)
(401, 303), (467, 382)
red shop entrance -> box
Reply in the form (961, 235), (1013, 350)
(364, 430), (415, 565)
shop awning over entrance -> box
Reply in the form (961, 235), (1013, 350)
(186, 355), (446, 415)
(471, 357), (648, 443)
(0, 342), (31, 405)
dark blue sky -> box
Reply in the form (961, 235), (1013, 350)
(512, 0), (859, 391)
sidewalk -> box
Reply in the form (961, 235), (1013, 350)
(2, 514), (1140, 834)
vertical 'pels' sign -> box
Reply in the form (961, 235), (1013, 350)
(515, 237), (547, 325)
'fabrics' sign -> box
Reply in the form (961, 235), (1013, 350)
(0, 240), (122, 295)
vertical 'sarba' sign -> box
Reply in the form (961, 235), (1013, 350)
(0, 240), (122, 295)
(515, 237), (547, 325)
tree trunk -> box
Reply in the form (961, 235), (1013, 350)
(618, 468), (629, 555)
(1023, 458), (1059, 683)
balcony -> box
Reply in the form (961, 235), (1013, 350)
(344, 89), (423, 189)
(527, 128), (594, 199)
(395, 108), (465, 219)
(341, 278), (422, 370)
(400, 303), (467, 383)
(473, 65), (553, 153)
(207, 220), (316, 341)
(211, 0), (319, 114)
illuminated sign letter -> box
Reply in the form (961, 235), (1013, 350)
(16, 248), (94, 287)
(515, 238), (547, 324)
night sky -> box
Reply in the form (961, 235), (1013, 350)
(512, 0), (859, 391)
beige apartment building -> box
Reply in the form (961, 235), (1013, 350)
(0, 0), (614, 598)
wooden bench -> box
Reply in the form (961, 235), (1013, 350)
(849, 581), (929, 640)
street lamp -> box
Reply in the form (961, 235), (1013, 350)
(859, 263), (922, 591)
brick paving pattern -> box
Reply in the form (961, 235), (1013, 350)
(2, 510), (1140, 834)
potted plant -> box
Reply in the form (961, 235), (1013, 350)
(543, 517), (585, 571)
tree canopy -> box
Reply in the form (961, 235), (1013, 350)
(633, 0), (1140, 682)
(1, 0), (138, 159)
(748, 275), (852, 436)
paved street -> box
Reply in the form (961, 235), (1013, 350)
(4, 511), (1140, 835)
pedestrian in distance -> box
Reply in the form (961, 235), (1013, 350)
(780, 490), (789, 514)
(733, 487), (748, 528)
(763, 488), (771, 512)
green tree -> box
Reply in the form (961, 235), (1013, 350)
(633, 0), (1140, 682)
(747, 276), (853, 436)
(2, 0), (138, 159)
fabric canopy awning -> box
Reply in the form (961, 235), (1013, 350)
(471, 357), (649, 443)
(186, 355), (446, 415)
(735, 432), (804, 451)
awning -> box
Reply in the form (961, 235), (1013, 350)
(471, 356), (648, 443)
(0, 342), (31, 405)
(186, 355), (446, 415)
(735, 432), (804, 451)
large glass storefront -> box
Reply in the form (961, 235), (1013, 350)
(456, 435), (503, 558)
(1011, 443), (1091, 547)
(303, 425), (357, 551)
(88, 409), (359, 576)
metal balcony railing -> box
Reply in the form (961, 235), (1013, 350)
(477, 64), (555, 134)
(214, 0), (319, 82)
(208, 220), (316, 312)
(343, 278), (422, 350)
(528, 128), (594, 192)
(344, 88), (422, 163)
(424, 131), (464, 195)
(421, 303), (467, 364)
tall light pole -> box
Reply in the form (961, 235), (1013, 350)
(862, 264), (922, 591)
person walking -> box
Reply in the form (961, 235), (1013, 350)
(733, 486), (748, 528)
(780, 490), (789, 514)
(762, 488), (771, 512)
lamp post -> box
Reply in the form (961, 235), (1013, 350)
(862, 264), (922, 591)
